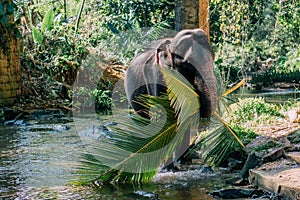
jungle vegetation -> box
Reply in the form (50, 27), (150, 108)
(1, 0), (299, 184)
(2, 0), (297, 109)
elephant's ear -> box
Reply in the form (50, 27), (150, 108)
(142, 55), (164, 96)
(142, 39), (172, 96)
(155, 45), (173, 68)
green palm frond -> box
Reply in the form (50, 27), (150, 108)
(74, 97), (176, 184)
(214, 111), (245, 148)
(200, 124), (243, 166)
(199, 111), (245, 166)
(74, 65), (246, 185)
(74, 93), (195, 185)
(183, 78), (246, 166)
(159, 67), (200, 125)
(159, 67), (245, 166)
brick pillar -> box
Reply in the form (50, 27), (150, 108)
(0, 39), (21, 106)
(0, 2), (21, 106)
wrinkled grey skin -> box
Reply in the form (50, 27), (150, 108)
(124, 38), (172, 118)
(125, 29), (217, 119)
(169, 29), (217, 118)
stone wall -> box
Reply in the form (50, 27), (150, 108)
(0, 38), (21, 106)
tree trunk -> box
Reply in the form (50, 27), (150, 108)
(175, 0), (210, 41)
(175, 0), (199, 31)
(199, 0), (210, 41)
(175, 0), (184, 31)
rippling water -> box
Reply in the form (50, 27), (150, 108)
(0, 114), (233, 200)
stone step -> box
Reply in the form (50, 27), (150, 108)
(285, 151), (300, 164)
(249, 159), (300, 199)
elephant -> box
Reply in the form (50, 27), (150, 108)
(124, 29), (217, 166)
(125, 28), (217, 119)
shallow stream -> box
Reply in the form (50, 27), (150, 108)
(1, 88), (298, 199)
(0, 112), (232, 200)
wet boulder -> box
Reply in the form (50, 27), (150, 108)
(209, 188), (266, 199)
(287, 129), (300, 144)
(240, 152), (263, 179)
(78, 125), (114, 141)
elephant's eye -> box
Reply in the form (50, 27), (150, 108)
(173, 54), (183, 64)
(173, 54), (183, 60)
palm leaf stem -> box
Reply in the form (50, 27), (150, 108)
(213, 111), (245, 148)
(221, 79), (246, 97)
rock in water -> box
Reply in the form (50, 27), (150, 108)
(209, 188), (264, 199)
(134, 190), (159, 199)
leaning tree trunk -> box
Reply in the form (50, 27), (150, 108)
(0, 0), (21, 106)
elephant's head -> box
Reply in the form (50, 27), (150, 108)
(168, 29), (217, 118)
(125, 29), (217, 119)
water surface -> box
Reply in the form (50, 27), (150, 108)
(0, 114), (231, 199)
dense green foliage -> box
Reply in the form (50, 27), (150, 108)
(230, 97), (284, 123)
(210, 0), (300, 85)
(9, 0), (300, 109)
(87, 0), (174, 32)
(76, 95), (179, 184)
(224, 97), (289, 144)
(13, 0), (175, 109)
